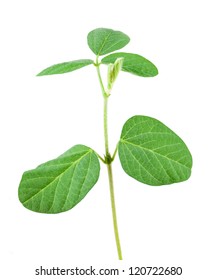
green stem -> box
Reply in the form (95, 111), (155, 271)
(95, 152), (106, 164)
(96, 56), (107, 98)
(95, 59), (123, 260)
(107, 163), (123, 260)
(104, 97), (109, 156)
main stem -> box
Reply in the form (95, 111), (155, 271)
(104, 97), (122, 260)
(96, 58), (123, 260)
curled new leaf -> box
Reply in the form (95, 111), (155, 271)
(37, 59), (93, 76)
(87, 28), (130, 56)
(102, 52), (158, 77)
(18, 145), (100, 213)
(118, 116), (192, 186)
(107, 57), (124, 91)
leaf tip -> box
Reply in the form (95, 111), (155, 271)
(36, 70), (45, 77)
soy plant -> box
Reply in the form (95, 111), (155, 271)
(18, 28), (192, 260)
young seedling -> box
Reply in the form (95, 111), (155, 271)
(18, 28), (193, 260)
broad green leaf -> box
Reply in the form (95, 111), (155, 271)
(87, 28), (130, 56)
(102, 52), (158, 77)
(18, 145), (100, 213)
(37, 59), (93, 76)
(118, 116), (192, 186)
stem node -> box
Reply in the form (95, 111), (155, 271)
(104, 153), (113, 165)
(96, 60), (123, 260)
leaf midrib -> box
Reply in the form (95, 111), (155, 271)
(58, 151), (93, 211)
(23, 150), (92, 205)
(102, 39), (127, 56)
(120, 139), (190, 170)
(97, 30), (113, 55)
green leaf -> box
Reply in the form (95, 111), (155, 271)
(37, 59), (93, 76)
(102, 52), (158, 77)
(87, 28), (130, 56)
(18, 145), (100, 213)
(107, 57), (124, 91)
(118, 116), (192, 186)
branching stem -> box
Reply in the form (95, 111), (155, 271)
(95, 58), (123, 260)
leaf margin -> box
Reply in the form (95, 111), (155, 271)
(18, 144), (100, 214)
(118, 115), (192, 186)
(37, 59), (94, 76)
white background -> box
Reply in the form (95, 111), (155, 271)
(1, 0), (217, 279)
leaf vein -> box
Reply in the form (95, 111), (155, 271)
(23, 150), (92, 205)
(121, 139), (189, 170)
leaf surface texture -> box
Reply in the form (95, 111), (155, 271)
(37, 59), (93, 76)
(118, 116), (192, 186)
(87, 28), (130, 56)
(18, 145), (100, 213)
(102, 52), (158, 77)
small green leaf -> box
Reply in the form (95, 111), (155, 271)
(107, 57), (124, 91)
(37, 59), (93, 76)
(18, 145), (100, 213)
(87, 28), (130, 56)
(102, 52), (158, 77)
(118, 116), (192, 186)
